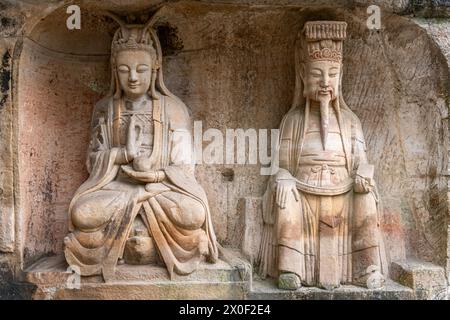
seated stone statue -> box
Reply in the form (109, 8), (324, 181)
(257, 21), (388, 290)
(64, 13), (218, 281)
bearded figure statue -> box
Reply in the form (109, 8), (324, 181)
(257, 21), (388, 290)
(64, 13), (218, 281)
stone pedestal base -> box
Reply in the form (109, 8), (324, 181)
(391, 259), (449, 300)
(249, 278), (414, 300)
(23, 255), (250, 300)
(19, 254), (445, 300)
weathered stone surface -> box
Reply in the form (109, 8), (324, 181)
(18, 38), (108, 262)
(391, 259), (448, 299)
(352, 15), (449, 267)
(8, 2), (448, 273)
(232, 197), (263, 262)
(0, 0), (449, 300)
(415, 18), (450, 67)
(0, 0), (422, 15)
(409, 0), (450, 17)
(23, 255), (250, 300)
(448, 225), (450, 282)
(249, 277), (414, 300)
(19, 255), (421, 300)
(0, 37), (15, 253)
(30, 281), (248, 300)
(413, 18), (450, 283)
(278, 273), (302, 291)
(0, 253), (37, 299)
(0, 1), (24, 38)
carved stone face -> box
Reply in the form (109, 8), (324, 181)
(116, 50), (153, 100)
(303, 60), (341, 103)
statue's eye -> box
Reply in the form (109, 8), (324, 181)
(310, 72), (321, 77)
(330, 73), (338, 78)
(137, 65), (150, 73)
(118, 65), (129, 73)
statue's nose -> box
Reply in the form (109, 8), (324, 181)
(321, 77), (330, 87)
(129, 70), (138, 82)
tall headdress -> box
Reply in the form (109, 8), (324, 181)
(303, 21), (346, 63)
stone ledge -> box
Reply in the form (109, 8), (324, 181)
(23, 255), (250, 300)
(17, 255), (443, 299)
(29, 281), (249, 300)
(390, 259), (449, 299)
(24, 255), (246, 283)
(248, 278), (415, 300)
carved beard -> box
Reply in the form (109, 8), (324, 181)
(314, 88), (336, 150)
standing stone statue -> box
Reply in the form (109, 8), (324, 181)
(64, 13), (218, 281)
(257, 21), (387, 290)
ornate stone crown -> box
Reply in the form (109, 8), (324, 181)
(303, 21), (347, 63)
(112, 29), (155, 54)
(308, 47), (342, 62)
(105, 12), (160, 58)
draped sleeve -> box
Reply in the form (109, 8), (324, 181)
(68, 97), (121, 231)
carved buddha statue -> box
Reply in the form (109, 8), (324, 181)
(257, 21), (388, 290)
(64, 13), (218, 281)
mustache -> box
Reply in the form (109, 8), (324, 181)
(314, 87), (336, 101)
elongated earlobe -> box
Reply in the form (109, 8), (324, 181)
(150, 68), (158, 99)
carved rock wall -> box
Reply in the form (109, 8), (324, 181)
(0, 0), (448, 288)
(18, 42), (109, 261)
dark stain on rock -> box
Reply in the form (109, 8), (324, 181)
(0, 3), (21, 38)
(409, 0), (450, 18)
(0, 262), (36, 299)
(1, 17), (12, 28)
(221, 168), (235, 182)
(42, 165), (55, 203)
(156, 23), (184, 57)
(0, 50), (11, 109)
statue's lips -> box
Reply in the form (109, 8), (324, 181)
(128, 84), (141, 89)
(318, 90), (331, 95)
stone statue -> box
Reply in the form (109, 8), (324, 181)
(64, 13), (218, 281)
(257, 21), (388, 290)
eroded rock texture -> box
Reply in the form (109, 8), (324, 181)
(0, 0), (448, 298)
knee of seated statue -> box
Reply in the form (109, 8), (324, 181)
(71, 193), (118, 231)
(167, 194), (206, 230)
(353, 191), (377, 221)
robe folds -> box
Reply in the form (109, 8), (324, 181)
(64, 94), (218, 281)
(257, 103), (388, 286)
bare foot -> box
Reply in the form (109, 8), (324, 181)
(354, 265), (385, 289)
(278, 272), (302, 290)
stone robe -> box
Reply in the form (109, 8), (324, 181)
(257, 103), (388, 287)
(64, 93), (218, 281)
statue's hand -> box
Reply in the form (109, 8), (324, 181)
(126, 115), (142, 160)
(121, 165), (165, 183)
(133, 155), (152, 172)
(354, 175), (374, 193)
(276, 179), (300, 209)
